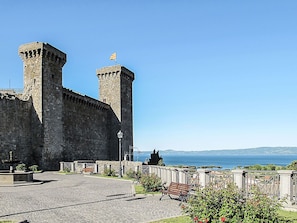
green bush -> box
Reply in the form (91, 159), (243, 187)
(125, 169), (141, 179)
(287, 160), (297, 170)
(15, 163), (26, 171)
(28, 165), (39, 172)
(140, 173), (162, 192)
(103, 167), (116, 177)
(182, 183), (288, 223)
(243, 185), (285, 223)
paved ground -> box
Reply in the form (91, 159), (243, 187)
(0, 172), (182, 223)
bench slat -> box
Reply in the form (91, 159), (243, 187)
(160, 182), (190, 202)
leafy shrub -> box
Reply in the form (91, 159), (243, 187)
(287, 160), (297, 170)
(140, 173), (162, 192)
(28, 165), (39, 172)
(125, 169), (141, 179)
(64, 167), (70, 173)
(103, 167), (116, 177)
(243, 185), (286, 222)
(15, 163), (26, 171)
(182, 183), (288, 223)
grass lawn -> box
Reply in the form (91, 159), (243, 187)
(134, 184), (161, 195)
(150, 210), (297, 223)
(279, 210), (297, 222)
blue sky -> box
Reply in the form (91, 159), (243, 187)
(0, 1), (296, 151)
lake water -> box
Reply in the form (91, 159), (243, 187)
(134, 152), (297, 169)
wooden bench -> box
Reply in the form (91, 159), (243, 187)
(82, 167), (94, 174)
(160, 182), (190, 202)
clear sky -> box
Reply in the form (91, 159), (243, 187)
(0, 1), (296, 151)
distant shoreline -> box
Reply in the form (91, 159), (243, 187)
(136, 153), (297, 169)
(138, 147), (297, 155)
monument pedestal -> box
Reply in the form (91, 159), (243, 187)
(0, 171), (34, 185)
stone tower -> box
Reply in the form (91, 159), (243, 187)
(96, 65), (134, 160)
(19, 42), (66, 170)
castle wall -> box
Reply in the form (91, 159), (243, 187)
(62, 89), (119, 162)
(0, 94), (33, 168)
(0, 42), (134, 170)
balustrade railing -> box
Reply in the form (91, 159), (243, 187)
(292, 171), (297, 204)
(244, 170), (280, 198)
(148, 166), (297, 208)
(209, 170), (234, 188)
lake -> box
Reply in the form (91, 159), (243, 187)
(134, 152), (297, 169)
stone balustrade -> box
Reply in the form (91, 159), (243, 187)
(148, 165), (297, 207)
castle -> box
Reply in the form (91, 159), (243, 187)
(0, 42), (134, 170)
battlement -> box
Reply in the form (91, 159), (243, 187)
(96, 65), (134, 81)
(62, 88), (110, 111)
(18, 42), (66, 66)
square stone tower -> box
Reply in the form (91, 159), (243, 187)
(96, 65), (134, 160)
(19, 42), (66, 170)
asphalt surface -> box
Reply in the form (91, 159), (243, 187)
(0, 172), (182, 223)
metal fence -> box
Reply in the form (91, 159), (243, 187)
(142, 165), (150, 175)
(244, 170), (280, 198)
(209, 170), (234, 188)
(292, 171), (297, 204)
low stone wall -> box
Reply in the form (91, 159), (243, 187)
(59, 160), (142, 176)
(149, 165), (194, 185)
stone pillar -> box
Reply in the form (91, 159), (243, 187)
(197, 169), (211, 187)
(160, 167), (166, 184)
(171, 169), (178, 183)
(278, 170), (294, 202)
(94, 163), (99, 173)
(71, 162), (75, 173)
(59, 162), (64, 172)
(231, 169), (246, 190)
(165, 168), (172, 186)
(180, 171), (187, 184)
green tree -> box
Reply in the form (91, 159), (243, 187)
(286, 160), (297, 170)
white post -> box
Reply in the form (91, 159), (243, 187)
(232, 169), (246, 190)
(166, 168), (172, 186)
(93, 163), (99, 173)
(197, 169), (211, 187)
(59, 162), (64, 172)
(71, 162), (75, 172)
(278, 170), (294, 203)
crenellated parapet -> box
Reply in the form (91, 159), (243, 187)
(18, 42), (66, 66)
(97, 65), (134, 81)
(62, 88), (110, 111)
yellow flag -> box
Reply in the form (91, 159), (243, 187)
(110, 52), (116, 60)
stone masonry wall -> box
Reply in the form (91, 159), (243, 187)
(62, 88), (119, 162)
(0, 94), (33, 168)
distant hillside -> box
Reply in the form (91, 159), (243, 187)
(140, 147), (297, 155)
